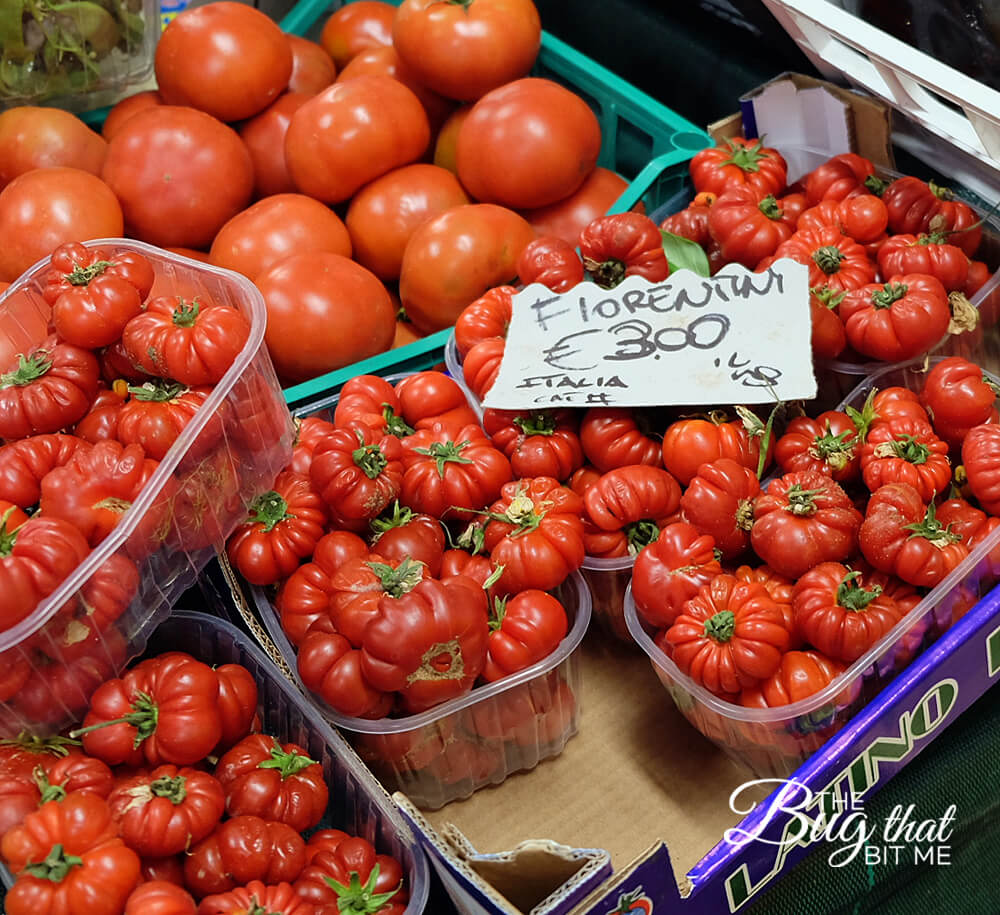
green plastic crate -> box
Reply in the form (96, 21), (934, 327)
(278, 0), (710, 408)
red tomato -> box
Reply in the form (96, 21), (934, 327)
(482, 408), (584, 480)
(238, 93), (312, 199)
(457, 78), (600, 208)
(210, 194), (352, 281)
(256, 252), (396, 384)
(183, 815), (306, 897)
(288, 35), (337, 94)
(401, 422), (512, 520)
(774, 411), (861, 483)
(0, 107), (106, 189)
(333, 374), (406, 436)
(393, 0), (540, 101)
(320, 0), (395, 69)
(579, 212), (669, 288)
(739, 650), (846, 708)
(580, 407), (662, 472)
(584, 465), (681, 538)
(839, 273), (952, 362)
(882, 176), (982, 257)
(482, 591), (568, 682)
(690, 138), (788, 198)
(921, 357), (999, 446)
(215, 734), (329, 833)
(664, 574), (789, 694)
(0, 516), (90, 635)
(102, 91), (164, 141)
(836, 194), (889, 242)
(679, 458), (760, 559)
(0, 341), (100, 439)
(524, 167), (631, 246)
(463, 337), (505, 401)
(0, 168), (123, 282)
(877, 233), (970, 291)
(336, 45), (454, 133)
(115, 381), (220, 462)
(346, 164), (469, 281)
(962, 424), (1000, 514)
(661, 414), (770, 486)
(44, 240), (153, 311)
(482, 476), (585, 594)
(433, 104), (470, 175)
(276, 530), (369, 645)
(213, 663), (259, 754)
(750, 471), (863, 578)
(707, 187), (793, 267)
(122, 294), (250, 386)
(226, 471), (329, 586)
(454, 285), (514, 357)
(803, 153), (875, 204)
(361, 575), (489, 712)
(400, 203), (535, 333)
(102, 107), (253, 249)
(370, 503), (446, 577)
(793, 563), (903, 662)
(285, 76), (430, 205)
(72, 387), (127, 443)
(860, 416), (951, 501)
(810, 292), (848, 360)
(859, 482), (969, 587)
(395, 370), (474, 429)
(0, 433), (91, 509)
(771, 227), (876, 295)
(108, 765), (225, 857)
(631, 521), (721, 628)
(198, 881), (316, 915)
(661, 201), (713, 247)
(394, 317), (423, 349)
(871, 386), (929, 426)
(125, 881), (196, 915)
(155, 2), (293, 122)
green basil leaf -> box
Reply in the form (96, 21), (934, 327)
(660, 229), (711, 277)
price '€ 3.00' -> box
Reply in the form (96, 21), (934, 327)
(481, 259), (817, 410)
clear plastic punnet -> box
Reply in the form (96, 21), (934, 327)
(625, 358), (1000, 778)
(1, 609), (431, 913)
(580, 553), (635, 643)
(0, 0), (161, 112)
(0, 240), (293, 736)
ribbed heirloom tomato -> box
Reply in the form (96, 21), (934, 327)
(516, 236), (585, 293)
(482, 408), (584, 480)
(370, 503), (446, 577)
(690, 138), (788, 198)
(859, 416), (951, 501)
(920, 357), (999, 446)
(483, 590), (568, 681)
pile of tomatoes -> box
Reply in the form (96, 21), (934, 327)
(0, 241), (259, 645)
(664, 141), (995, 364)
(0, 0), (632, 389)
(0, 651), (409, 915)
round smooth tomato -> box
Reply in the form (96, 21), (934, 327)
(238, 92), (311, 199)
(102, 107), (253, 249)
(433, 104), (471, 175)
(400, 203), (535, 332)
(256, 252), (395, 383)
(457, 78), (601, 209)
(287, 35), (337, 94)
(346, 164), (469, 281)
(210, 194), (352, 281)
(336, 45), (453, 133)
(285, 75), (430, 205)
(155, 2), (292, 122)
(0, 168), (123, 282)
(0, 107), (106, 189)
(320, 0), (395, 69)
(393, 0), (540, 101)
(522, 167), (631, 247)
(101, 91), (163, 141)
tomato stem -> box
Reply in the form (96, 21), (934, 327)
(247, 491), (294, 532)
(353, 439), (389, 480)
(836, 571), (882, 611)
(127, 379), (186, 402)
(256, 738), (317, 780)
(381, 403), (415, 438)
(864, 174), (888, 196)
(783, 483), (825, 516)
(582, 255), (627, 290)
(809, 425), (855, 471)
(324, 863), (401, 914)
(873, 433), (930, 465)
(625, 519), (661, 553)
(0, 732), (78, 756)
(719, 137), (770, 174)
(68, 690), (159, 746)
(489, 596), (508, 632)
(0, 507), (21, 555)
(370, 501), (414, 539)
(871, 282), (908, 309)
(810, 284), (845, 310)
(22, 844), (83, 883)
(812, 245), (845, 276)
(758, 195), (783, 221)
(703, 609), (735, 642)
(366, 557), (425, 597)
(171, 299), (202, 327)
(903, 502), (962, 545)
(512, 411), (557, 437)
(845, 388), (878, 442)
(64, 260), (113, 286)
(150, 773), (187, 804)
(0, 351), (52, 388)
(414, 440), (473, 477)
(33, 766), (66, 805)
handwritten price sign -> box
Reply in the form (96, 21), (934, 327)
(481, 259), (817, 409)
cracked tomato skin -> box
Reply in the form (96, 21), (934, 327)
(664, 574), (789, 695)
(482, 476), (585, 595)
(215, 734), (329, 833)
(360, 574), (489, 713)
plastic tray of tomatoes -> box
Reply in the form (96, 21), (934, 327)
(0, 241), (293, 737)
(226, 369), (591, 810)
(623, 356), (1000, 778)
(0, 608), (431, 912)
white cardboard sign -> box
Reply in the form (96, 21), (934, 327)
(481, 259), (816, 410)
